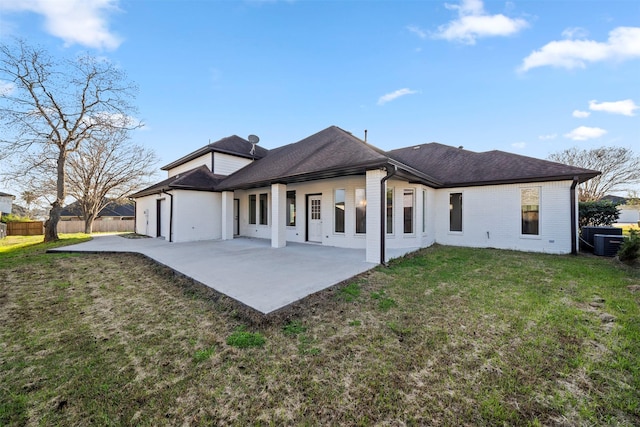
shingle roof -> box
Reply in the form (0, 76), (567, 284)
(387, 143), (599, 187)
(161, 135), (269, 171)
(130, 165), (226, 198)
(135, 126), (601, 195)
(217, 126), (390, 190)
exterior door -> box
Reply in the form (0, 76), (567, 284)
(307, 195), (322, 243)
(156, 199), (163, 238)
(233, 199), (239, 236)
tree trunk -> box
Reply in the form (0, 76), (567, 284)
(44, 201), (61, 242)
(84, 215), (95, 234)
(44, 149), (67, 242)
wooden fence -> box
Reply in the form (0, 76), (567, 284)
(6, 221), (44, 236)
(57, 220), (134, 234)
(5, 219), (134, 235)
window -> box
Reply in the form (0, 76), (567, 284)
(404, 189), (414, 234)
(449, 193), (462, 232)
(286, 191), (296, 226)
(521, 187), (540, 235)
(259, 193), (268, 225)
(334, 189), (345, 233)
(386, 188), (393, 234)
(355, 188), (366, 234)
(422, 190), (427, 233)
(311, 198), (321, 220)
(249, 195), (256, 224)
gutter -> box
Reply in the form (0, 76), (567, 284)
(380, 165), (397, 266)
(570, 177), (579, 255)
(161, 190), (174, 242)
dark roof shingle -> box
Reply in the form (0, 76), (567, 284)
(161, 135), (268, 171)
(218, 126), (389, 190)
(130, 165), (226, 198)
(387, 143), (599, 186)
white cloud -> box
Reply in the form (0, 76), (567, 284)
(407, 25), (427, 40)
(0, 80), (15, 96)
(377, 88), (418, 106)
(520, 26), (640, 72)
(572, 110), (591, 118)
(511, 142), (526, 149)
(561, 27), (589, 40)
(589, 99), (638, 116)
(538, 133), (557, 140)
(564, 126), (607, 141)
(433, 0), (528, 45)
(2, 0), (122, 50)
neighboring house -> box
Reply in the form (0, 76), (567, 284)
(601, 195), (640, 224)
(0, 191), (15, 216)
(60, 200), (135, 221)
(131, 126), (600, 264)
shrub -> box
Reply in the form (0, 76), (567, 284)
(578, 201), (620, 228)
(0, 213), (31, 223)
(618, 229), (640, 263)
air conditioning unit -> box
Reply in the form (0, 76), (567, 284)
(593, 234), (624, 257)
(580, 226), (622, 251)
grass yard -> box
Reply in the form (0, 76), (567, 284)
(1, 237), (639, 425)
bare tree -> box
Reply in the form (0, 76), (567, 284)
(20, 190), (39, 219)
(0, 40), (141, 241)
(548, 146), (640, 202)
(65, 129), (158, 233)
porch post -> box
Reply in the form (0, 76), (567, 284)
(271, 183), (287, 248)
(221, 191), (234, 240)
(366, 169), (385, 263)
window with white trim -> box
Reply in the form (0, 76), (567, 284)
(259, 193), (268, 225)
(355, 188), (366, 234)
(334, 189), (345, 233)
(521, 187), (540, 235)
(449, 193), (462, 232)
(249, 195), (256, 224)
(403, 189), (414, 234)
(286, 191), (296, 226)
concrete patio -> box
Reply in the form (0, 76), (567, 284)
(49, 235), (416, 314)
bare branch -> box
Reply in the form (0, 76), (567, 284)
(549, 146), (640, 202)
(0, 39), (141, 241)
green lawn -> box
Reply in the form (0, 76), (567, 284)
(1, 237), (639, 425)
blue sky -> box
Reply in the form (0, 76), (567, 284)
(1, 0), (639, 196)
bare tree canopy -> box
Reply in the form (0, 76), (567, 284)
(0, 39), (141, 241)
(548, 146), (640, 202)
(66, 130), (158, 233)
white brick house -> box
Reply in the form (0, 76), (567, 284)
(0, 191), (14, 216)
(131, 126), (599, 264)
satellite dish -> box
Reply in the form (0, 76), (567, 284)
(248, 134), (260, 157)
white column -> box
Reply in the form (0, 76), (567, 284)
(366, 169), (385, 263)
(271, 183), (287, 248)
(221, 191), (234, 240)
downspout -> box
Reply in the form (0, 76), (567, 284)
(380, 165), (397, 266)
(570, 177), (579, 255)
(161, 190), (174, 242)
